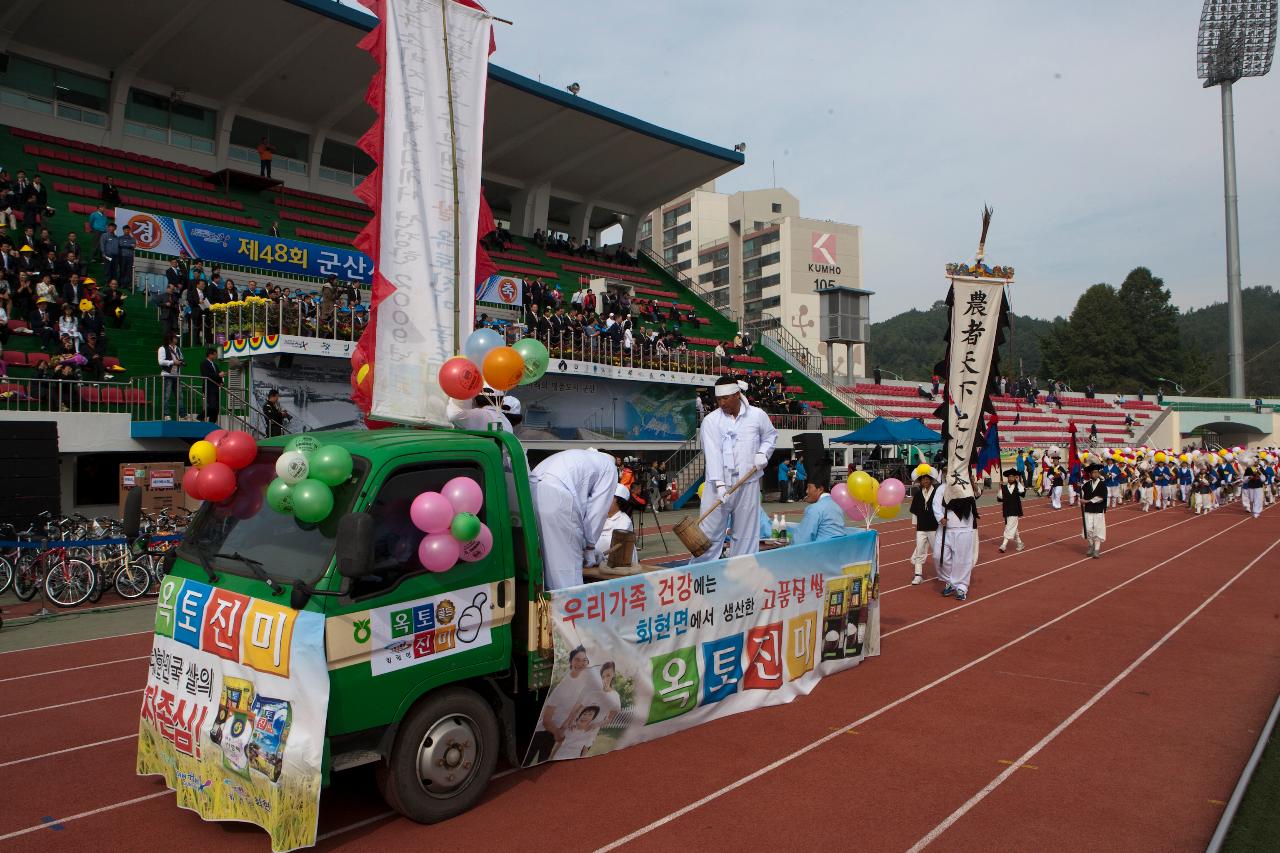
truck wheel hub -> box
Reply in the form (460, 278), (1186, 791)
(416, 714), (480, 797)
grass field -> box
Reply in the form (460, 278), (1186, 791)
(1224, 724), (1280, 852)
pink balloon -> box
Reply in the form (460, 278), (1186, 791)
(418, 533), (461, 572)
(409, 491), (454, 534)
(199, 462), (237, 503)
(459, 523), (493, 562)
(877, 478), (906, 508)
(442, 476), (484, 515)
(846, 500), (871, 522)
(206, 429), (229, 447)
(830, 483), (856, 515)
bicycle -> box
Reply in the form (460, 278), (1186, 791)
(36, 538), (96, 608)
(0, 523), (18, 596)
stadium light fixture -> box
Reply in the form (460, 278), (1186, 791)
(566, 82), (581, 96)
(734, 142), (747, 152)
(1196, 0), (1277, 397)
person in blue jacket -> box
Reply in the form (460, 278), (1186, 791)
(1177, 459), (1194, 506)
(1152, 460), (1170, 510)
(792, 474), (847, 545)
(1105, 458), (1123, 508)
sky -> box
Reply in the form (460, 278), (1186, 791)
(350, 0), (1280, 321)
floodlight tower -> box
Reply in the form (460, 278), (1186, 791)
(1197, 0), (1277, 397)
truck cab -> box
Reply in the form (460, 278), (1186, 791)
(158, 428), (551, 824)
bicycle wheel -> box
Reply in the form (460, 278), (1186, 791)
(12, 553), (40, 602)
(88, 565), (104, 603)
(0, 555), (12, 595)
(113, 559), (152, 599)
(43, 557), (95, 608)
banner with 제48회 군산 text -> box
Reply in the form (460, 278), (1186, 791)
(137, 576), (330, 853)
(524, 533), (879, 765)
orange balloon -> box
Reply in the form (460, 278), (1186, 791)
(482, 346), (526, 392)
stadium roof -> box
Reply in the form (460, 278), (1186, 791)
(0, 0), (743, 228)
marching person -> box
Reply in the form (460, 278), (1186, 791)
(1106, 455), (1123, 508)
(530, 449), (619, 589)
(996, 468), (1025, 553)
(1082, 462), (1108, 558)
(908, 465), (940, 585)
(1177, 457), (1194, 506)
(1048, 453), (1066, 509)
(1241, 457), (1265, 519)
(792, 472), (847, 545)
(935, 473), (978, 602)
(689, 375), (777, 564)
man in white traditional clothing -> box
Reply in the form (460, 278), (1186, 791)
(591, 484), (638, 565)
(530, 449), (618, 589)
(690, 375), (777, 564)
(934, 475), (979, 602)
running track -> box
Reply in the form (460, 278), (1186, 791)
(2, 497), (1278, 852)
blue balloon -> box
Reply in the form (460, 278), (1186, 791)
(463, 328), (504, 367)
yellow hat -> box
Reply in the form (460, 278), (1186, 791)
(114, 307), (125, 317)
(83, 277), (96, 285)
(79, 299), (93, 312)
(19, 244), (34, 252)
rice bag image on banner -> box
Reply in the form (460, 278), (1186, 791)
(211, 677), (255, 746)
(222, 712), (254, 779)
(247, 696), (293, 784)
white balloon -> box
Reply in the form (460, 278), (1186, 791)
(275, 450), (310, 484)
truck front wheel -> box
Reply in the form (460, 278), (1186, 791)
(377, 687), (500, 823)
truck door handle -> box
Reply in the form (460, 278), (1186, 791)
(496, 578), (507, 608)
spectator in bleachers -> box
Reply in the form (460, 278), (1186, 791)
(11, 271), (33, 318)
(30, 297), (56, 351)
(165, 257), (185, 291)
(11, 171), (31, 210)
(874, 365), (882, 385)
(160, 281), (180, 335)
(187, 278), (211, 344)
(101, 176), (121, 207)
(57, 302), (81, 350)
(100, 221), (121, 282)
(117, 224), (136, 287)
(88, 205), (108, 260)
(102, 279), (124, 327)
(1085, 382), (1096, 399)
(20, 176), (46, 228)
(200, 346), (224, 422)
(1137, 388), (1145, 402)
(157, 332), (186, 421)
(256, 137), (276, 178)
(64, 231), (82, 260)
(532, 228), (545, 247)
(271, 221), (280, 238)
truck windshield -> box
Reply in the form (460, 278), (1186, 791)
(178, 447), (366, 584)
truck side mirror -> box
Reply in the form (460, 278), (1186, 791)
(336, 512), (375, 579)
(122, 487), (143, 539)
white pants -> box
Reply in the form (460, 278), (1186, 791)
(688, 475), (762, 564)
(1068, 486), (1078, 506)
(1000, 516), (1022, 548)
(1242, 487), (1263, 517)
(1179, 484), (1190, 503)
(911, 529), (936, 574)
(935, 527), (976, 594)
(1084, 512), (1106, 550)
(1051, 486), (1063, 509)
(532, 479), (586, 590)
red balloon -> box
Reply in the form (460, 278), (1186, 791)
(182, 466), (204, 500)
(216, 431), (257, 470)
(199, 462), (237, 503)
(440, 356), (484, 400)
(206, 429), (229, 447)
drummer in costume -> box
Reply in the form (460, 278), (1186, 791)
(1241, 457), (1265, 519)
(1082, 462), (1108, 558)
(1105, 456), (1123, 508)
(996, 467), (1025, 553)
(1177, 458), (1194, 506)
(689, 375), (777, 564)
(908, 465), (941, 585)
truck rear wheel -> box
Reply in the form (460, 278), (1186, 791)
(377, 687), (499, 823)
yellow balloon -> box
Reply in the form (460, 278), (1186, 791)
(189, 440), (217, 469)
(697, 482), (705, 499)
(849, 470), (878, 504)
(875, 503), (899, 519)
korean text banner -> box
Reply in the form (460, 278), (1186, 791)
(113, 206), (373, 284)
(475, 274), (524, 307)
(137, 576), (330, 853)
(524, 533), (879, 765)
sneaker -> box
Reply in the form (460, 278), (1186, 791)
(911, 574), (923, 585)
(941, 584), (955, 597)
(1092, 550), (1101, 559)
(955, 590), (968, 602)
(1015, 541), (1024, 552)
(998, 546), (1006, 553)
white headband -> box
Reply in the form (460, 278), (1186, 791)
(714, 384), (740, 398)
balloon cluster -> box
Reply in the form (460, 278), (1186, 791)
(439, 328), (550, 399)
(409, 476), (493, 572)
(831, 471), (906, 527)
(185, 429), (258, 503)
(267, 435), (353, 524)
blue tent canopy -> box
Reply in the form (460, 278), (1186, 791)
(832, 417), (942, 445)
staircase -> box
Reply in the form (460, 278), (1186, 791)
(660, 432), (706, 509)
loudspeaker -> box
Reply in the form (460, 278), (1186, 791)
(792, 433), (829, 467)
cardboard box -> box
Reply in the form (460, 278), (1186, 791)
(119, 461), (195, 516)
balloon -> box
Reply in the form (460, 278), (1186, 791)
(310, 445), (354, 486)
(230, 488), (264, 521)
(243, 462), (276, 490)
(511, 338), (550, 385)
(846, 500), (872, 522)
(875, 503), (900, 519)
(206, 429), (229, 447)
(440, 355), (485, 400)
(267, 479), (295, 514)
(450, 512), (482, 542)
(442, 476), (484, 514)
(697, 482), (705, 499)
(217, 431), (257, 470)
(286, 434), (322, 456)
(182, 467), (204, 500)
(830, 483), (857, 517)
(482, 346), (526, 392)
(275, 450), (310, 484)
(876, 478), (906, 507)
(199, 462), (237, 503)
(459, 523), (493, 562)
(849, 471), (878, 504)
(418, 532), (461, 572)
(189, 440), (217, 469)
(410, 491), (454, 534)
(462, 327), (504, 367)
(292, 479), (334, 524)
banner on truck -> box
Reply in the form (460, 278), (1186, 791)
(137, 576), (330, 853)
(114, 206), (372, 284)
(524, 532), (879, 765)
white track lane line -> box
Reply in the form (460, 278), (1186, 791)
(0, 656), (148, 683)
(0, 689), (140, 720)
(590, 513), (1255, 852)
(905, 534), (1280, 852)
(0, 734), (136, 768)
(0, 792), (172, 842)
(0, 629), (152, 656)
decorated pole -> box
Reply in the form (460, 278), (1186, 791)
(934, 207), (1014, 509)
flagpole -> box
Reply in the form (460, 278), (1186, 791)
(439, 0), (463, 350)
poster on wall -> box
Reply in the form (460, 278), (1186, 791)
(137, 576), (330, 853)
(514, 374), (698, 442)
(524, 533), (878, 765)
(248, 355), (366, 434)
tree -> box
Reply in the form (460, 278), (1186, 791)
(1115, 267), (1184, 393)
(1039, 283), (1127, 389)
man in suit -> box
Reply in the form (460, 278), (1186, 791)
(908, 465), (940, 585)
(101, 177), (121, 207)
(30, 297), (58, 351)
(200, 347), (224, 423)
(165, 257), (186, 292)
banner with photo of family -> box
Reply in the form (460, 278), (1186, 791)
(136, 576), (330, 853)
(524, 532), (879, 766)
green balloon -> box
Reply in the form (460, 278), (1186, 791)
(310, 445), (353, 486)
(291, 479), (334, 524)
(287, 434), (322, 456)
(266, 479), (294, 514)
(450, 512), (481, 542)
(512, 338), (549, 385)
